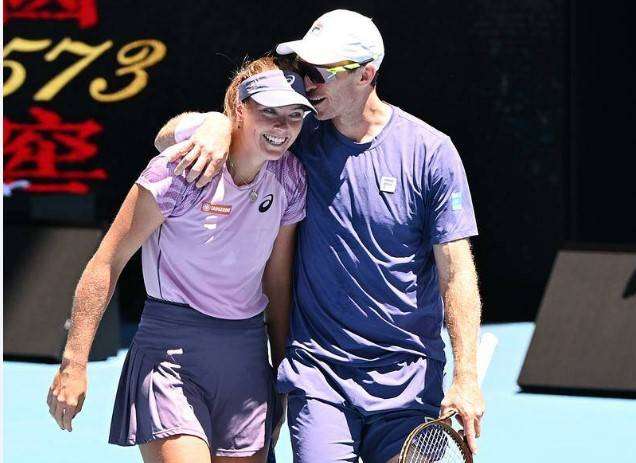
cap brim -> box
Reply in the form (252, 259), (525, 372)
(276, 39), (345, 65)
(250, 90), (316, 113)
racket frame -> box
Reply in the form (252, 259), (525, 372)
(398, 332), (497, 462)
(398, 411), (473, 463)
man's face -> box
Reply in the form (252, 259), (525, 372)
(301, 61), (363, 121)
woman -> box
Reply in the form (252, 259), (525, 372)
(46, 56), (314, 463)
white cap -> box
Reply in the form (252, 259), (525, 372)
(276, 9), (384, 69)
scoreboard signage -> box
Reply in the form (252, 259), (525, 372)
(3, 0), (166, 200)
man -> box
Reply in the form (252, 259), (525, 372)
(155, 10), (484, 463)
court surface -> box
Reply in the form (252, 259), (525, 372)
(4, 322), (636, 462)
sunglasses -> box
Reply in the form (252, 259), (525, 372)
(295, 58), (374, 84)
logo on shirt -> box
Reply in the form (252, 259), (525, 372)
(258, 194), (274, 213)
(451, 192), (463, 211)
(380, 176), (397, 193)
(201, 201), (232, 215)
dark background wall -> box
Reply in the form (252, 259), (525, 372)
(4, 0), (635, 324)
(569, 2), (636, 244)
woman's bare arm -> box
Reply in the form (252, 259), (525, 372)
(262, 223), (297, 446)
(263, 223), (297, 372)
(47, 185), (164, 431)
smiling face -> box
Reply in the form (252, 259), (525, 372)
(237, 99), (305, 160)
(302, 61), (368, 121)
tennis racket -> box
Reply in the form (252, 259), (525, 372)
(398, 332), (498, 463)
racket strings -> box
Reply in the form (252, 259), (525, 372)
(413, 427), (440, 462)
(405, 423), (466, 463)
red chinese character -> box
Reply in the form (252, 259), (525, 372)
(4, 0), (98, 29)
(3, 107), (107, 195)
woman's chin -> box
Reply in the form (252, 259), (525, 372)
(260, 143), (288, 160)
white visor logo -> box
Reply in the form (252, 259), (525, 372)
(286, 75), (296, 85)
(309, 22), (322, 35)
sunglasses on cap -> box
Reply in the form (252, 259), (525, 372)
(295, 58), (374, 84)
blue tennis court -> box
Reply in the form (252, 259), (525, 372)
(4, 2), (635, 462)
(4, 322), (635, 462)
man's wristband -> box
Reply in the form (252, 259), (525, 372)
(174, 112), (213, 143)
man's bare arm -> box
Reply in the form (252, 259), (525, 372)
(433, 238), (484, 454)
(436, 239), (481, 380)
(154, 112), (198, 152)
(154, 111), (232, 187)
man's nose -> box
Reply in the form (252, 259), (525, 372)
(304, 75), (317, 91)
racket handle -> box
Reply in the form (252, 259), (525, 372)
(477, 332), (498, 386)
(267, 439), (277, 463)
(442, 332), (498, 393)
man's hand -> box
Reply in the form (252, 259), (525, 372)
(439, 377), (484, 454)
(47, 359), (87, 431)
(168, 112), (232, 187)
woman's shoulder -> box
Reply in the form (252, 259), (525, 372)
(138, 146), (206, 217)
(139, 154), (175, 186)
(141, 142), (191, 180)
